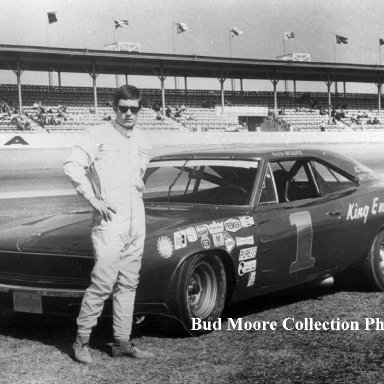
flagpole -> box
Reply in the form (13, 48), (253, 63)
(172, 22), (177, 89)
(229, 28), (234, 91)
(112, 18), (116, 46)
(47, 15), (53, 87)
(334, 35), (336, 63)
(112, 18), (119, 88)
(334, 36), (338, 95)
(379, 43), (382, 65)
(283, 33), (287, 92)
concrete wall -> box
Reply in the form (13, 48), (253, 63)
(1, 130), (384, 150)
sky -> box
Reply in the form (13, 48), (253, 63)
(0, 0), (383, 92)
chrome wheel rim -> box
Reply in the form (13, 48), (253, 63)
(379, 243), (384, 273)
(187, 262), (218, 318)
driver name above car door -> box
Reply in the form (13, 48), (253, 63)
(253, 159), (344, 290)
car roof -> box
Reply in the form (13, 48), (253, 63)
(151, 145), (350, 164)
(151, 145), (377, 179)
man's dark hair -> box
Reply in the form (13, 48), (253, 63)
(113, 85), (142, 109)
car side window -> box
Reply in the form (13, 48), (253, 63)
(269, 160), (320, 203)
(311, 161), (357, 195)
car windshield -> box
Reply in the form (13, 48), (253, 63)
(143, 159), (259, 206)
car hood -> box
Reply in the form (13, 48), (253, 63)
(0, 205), (237, 255)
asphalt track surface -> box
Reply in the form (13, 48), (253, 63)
(0, 142), (383, 226)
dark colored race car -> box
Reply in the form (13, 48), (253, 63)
(0, 147), (384, 332)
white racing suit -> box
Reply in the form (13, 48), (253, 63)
(63, 123), (152, 341)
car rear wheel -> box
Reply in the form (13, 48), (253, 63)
(168, 253), (227, 334)
(361, 230), (384, 291)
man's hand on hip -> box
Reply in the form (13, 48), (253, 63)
(89, 198), (116, 221)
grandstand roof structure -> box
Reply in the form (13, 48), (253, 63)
(1, 44), (384, 83)
(2, 44), (384, 114)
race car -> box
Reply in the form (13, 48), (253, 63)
(0, 146), (384, 333)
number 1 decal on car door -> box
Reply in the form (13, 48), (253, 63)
(289, 211), (315, 273)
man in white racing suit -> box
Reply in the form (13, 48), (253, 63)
(63, 84), (153, 364)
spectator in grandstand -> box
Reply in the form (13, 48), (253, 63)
(156, 111), (164, 121)
(373, 117), (381, 125)
(0, 99), (10, 114)
(37, 100), (46, 113)
(319, 108), (327, 116)
(152, 102), (161, 112)
(184, 112), (195, 121)
(63, 84), (153, 364)
(102, 112), (112, 121)
(57, 104), (67, 113)
(12, 113), (31, 131)
(165, 105), (172, 118)
(240, 121), (248, 130)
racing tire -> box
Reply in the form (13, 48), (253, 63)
(335, 231), (384, 291)
(360, 230), (384, 291)
(167, 253), (227, 335)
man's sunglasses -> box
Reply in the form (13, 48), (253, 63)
(118, 105), (140, 114)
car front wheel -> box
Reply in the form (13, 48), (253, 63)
(168, 253), (227, 334)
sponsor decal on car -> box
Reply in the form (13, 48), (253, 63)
(223, 231), (235, 252)
(238, 259), (257, 276)
(357, 173), (378, 181)
(186, 227), (198, 242)
(174, 230), (187, 250)
(236, 236), (254, 246)
(346, 197), (384, 224)
(354, 165), (378, 180)
(207, 220), (224, 234)
(239, 216), (255, 228)
(157, 236), (174, 258)
(354, 165), (371, 173)
(224, 218), (241, 232)
(212, 232), (225, 247)
(239, 246), (257, 261)
(196, 224), (209, 237)
(201, 235), (211, 249)
(247, 271), (256, 287)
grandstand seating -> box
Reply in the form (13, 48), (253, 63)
(0, 83), (384, 132)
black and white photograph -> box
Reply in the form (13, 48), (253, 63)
(1, 0), (384, 383)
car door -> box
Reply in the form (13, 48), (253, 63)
(252, 159), (345, 290)
(310, 159), (361, 266)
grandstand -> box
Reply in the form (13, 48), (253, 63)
(1, 43), (384, 134)
(1, 83), (384, 133)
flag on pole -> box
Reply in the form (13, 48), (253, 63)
(114, 19), (129, 29)
(230, 27), (243, 37)
(380, 38), (384, 46)
(335, 35), (348, 44)
(47, 12), (57, 24)
(284, 32), (295, 40)
(175, 22), (188, 33)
